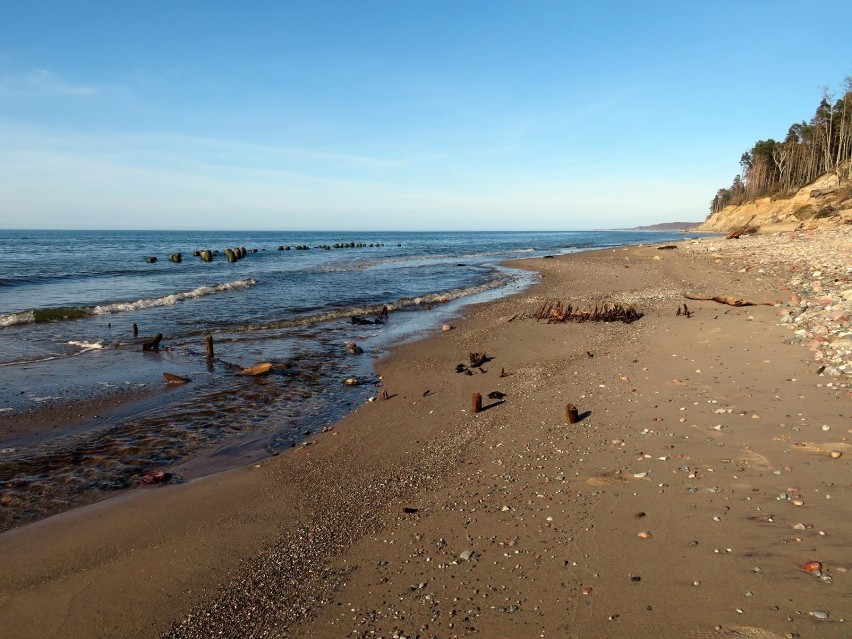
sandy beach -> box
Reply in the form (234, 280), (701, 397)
(1, 230), (849, 638)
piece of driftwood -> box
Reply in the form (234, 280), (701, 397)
(242, 362), (273, 376)
(142, 333), (162, 351)
(469, 352), (488, 367)
(163, 373), (190, 384)
(810, 187), (839, 198)
(534, 301), (643, 324)
(676, 303), (692, 318)
(726, 216), (758, 239)
(684, 293), (775, 307)
(379, 389), (390, 400)
(472, 392), (482, 414)
(566, 403), (579, 424)
(657, 245), (677, 250)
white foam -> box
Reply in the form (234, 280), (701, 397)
(0, 310), (35, 328)
(92, 278), (256, 315)
(68, 340), (104, 350)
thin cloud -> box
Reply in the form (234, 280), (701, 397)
(0, 68), (101, 97)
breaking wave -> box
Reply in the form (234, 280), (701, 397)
(185, 275), (513, 337)
(0, 279), (256, 329)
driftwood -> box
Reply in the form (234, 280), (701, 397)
(683, 293), (775, 307)
(534, 301), (643, 324)
(676, 303), (692, 318)
(469, 352), (488, 367)
(142, 333), (163, 351)
(810, 187), (839, 198)
(163, 373), (190, 384)
(726, 216), (758, 239)
(241, 362), (273, 376)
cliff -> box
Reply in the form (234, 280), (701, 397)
(698, 170), (852, 233)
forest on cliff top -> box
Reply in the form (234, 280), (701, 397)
(710, 78), (852, 214)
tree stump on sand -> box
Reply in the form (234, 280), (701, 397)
(566, 403), (579, 424)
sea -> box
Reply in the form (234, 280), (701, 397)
(0, 229), (690, 529)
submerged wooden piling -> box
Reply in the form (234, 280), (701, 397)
(205, 335), (214, 358)
(142, 333), (163, 351)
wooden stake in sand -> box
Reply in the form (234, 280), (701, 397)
(472, 392), (482, 414)
(205, 335), (214, 358)
(566, 403), (579, 424)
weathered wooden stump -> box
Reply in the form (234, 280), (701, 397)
(472, 392), (482, 414)
(132, 323), (138, 337)
(566, 403), (579, 424)
(142, 333), (163, 351)
(205, 335), (214, 358)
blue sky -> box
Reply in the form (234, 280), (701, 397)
(0, 1), (850, 231)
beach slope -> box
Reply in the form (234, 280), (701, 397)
(1, 230), (849, 638)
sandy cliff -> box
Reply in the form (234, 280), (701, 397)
(698, 169), (852, 233)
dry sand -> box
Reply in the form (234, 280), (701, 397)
(0, 232), (849, 639)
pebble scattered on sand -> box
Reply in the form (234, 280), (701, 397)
(683, 228), (851, 383)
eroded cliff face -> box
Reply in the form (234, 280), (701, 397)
(698, 170), (852, 233)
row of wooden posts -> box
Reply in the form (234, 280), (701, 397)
(470, 392), (579, 423)
(136, 319), (582, 423)
(146, 242), (395, 263)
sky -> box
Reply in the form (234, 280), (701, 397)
(0, 1), (850, 231)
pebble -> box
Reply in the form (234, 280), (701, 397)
(459, 550), (474, 561)
(637, 531), (652, 539)
(829, 450), (842, 459)
(682, 229), (852, 383)
(810, 610), (829, 620)
(633, 472), (648, 478)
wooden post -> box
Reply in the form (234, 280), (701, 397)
(132, 323), (138, 337)
(566, 403), (579, 424)
(142, 333), (163, 351)
(472, 392), (482, 414)
(205, 335), (214, 358)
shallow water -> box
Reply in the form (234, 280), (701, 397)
(0, 229), (692, 529)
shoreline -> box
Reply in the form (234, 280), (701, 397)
(1, 230), (849, 638)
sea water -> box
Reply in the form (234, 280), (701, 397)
(0, 229), (688, 529)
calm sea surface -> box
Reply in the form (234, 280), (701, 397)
(0, 229), (689, 529)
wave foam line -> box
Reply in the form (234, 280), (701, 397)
(185, 276), (513, 338)
(92, 279), (256, 315)
(0, 310), (36, 328)
(0, 279), (257, 329)
(67, 340), (105, 350)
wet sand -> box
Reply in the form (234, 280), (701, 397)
(0, 233), (849, 639)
